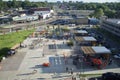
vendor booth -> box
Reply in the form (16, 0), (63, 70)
(73, 30), (88, 36)
(75, 36), (97, 46)
(81, 46), (111, 69)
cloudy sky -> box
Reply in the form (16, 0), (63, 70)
(27, 0), (120, 2)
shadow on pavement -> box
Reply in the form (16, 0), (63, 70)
(88, 77), (102, 80)
(30, 64), (43, 69)
(37, 78), (45, 80)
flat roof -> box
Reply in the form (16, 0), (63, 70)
(83, 37), (96, 41)
(75, 36), (97, 42)
(106, 19), (120, 24)
(77, 30), (88, 34)
(81, 46), (111, 55)
(73, 30), (88, 34)
(92, 46), (111, 54)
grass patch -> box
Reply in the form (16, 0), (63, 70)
(0, 29), (35, 57)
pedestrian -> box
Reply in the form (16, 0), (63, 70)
(108, 59), (112, 65)
(70, 68), (73, 75)
(65, 59), (68, 64)
(66, 67), (68, 72)
(20, 42), (22, 48)
(42, 53), (44, 57)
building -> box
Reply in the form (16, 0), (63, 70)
(81, 46), (111, 69)
(101, 18), (120, 37)
(68, 10), (94, 17)
(68, 17), (88, 25)
(0, 16), (12, 24)
(12, 15), (39, 23)
(29, 8), (53, 19)
(57, 10), (94, 17)
(75, 36), (97, 46)
(72, 30), (88, 36)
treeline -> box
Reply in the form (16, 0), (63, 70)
(0, 0), (120, 18)
(0, 0), (47, 10)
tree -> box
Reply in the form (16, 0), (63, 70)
(0, 0), (4, 10)
(11, 0), (19, 8)
(105, 10), (116, 18)
(93, 8), (104, 18)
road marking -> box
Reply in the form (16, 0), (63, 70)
(55, 58), (58, 65)
(59, 57), (62, 64)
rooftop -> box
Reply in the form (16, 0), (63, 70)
(92, 46), (111, 54)
(75, 36), (97, 42)
(30, 8), (50, 11)
(81, 46), (111, 54)
(74, 30), (88, 34)
(106, 19), (120, 24)
(83, 36), (97, 41)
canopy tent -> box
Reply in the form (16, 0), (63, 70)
(81, 46), (111, 69)
(75, 36), (97, 46)
(92, 46), (111, 54)
(75, 36), (96, 41)
(73, 30), (88, 36)
(81, 46), (111, 55)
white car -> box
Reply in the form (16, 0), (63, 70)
(114, 54), (120, 59)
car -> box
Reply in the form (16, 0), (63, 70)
(102, 72), (120, 80)
(114, 54), (120, 59)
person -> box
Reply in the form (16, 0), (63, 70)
(65, 59), (68, 64)
(20, 42), (22, 47)
(108, 59), (112, 65)
(70, 68), (73, 75)
(66, 67), (69, 72)
(42, 53), (44, 57)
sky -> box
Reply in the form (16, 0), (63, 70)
(27, 0), (120, 3)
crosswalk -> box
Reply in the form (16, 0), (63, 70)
(49, 57), (64, 66)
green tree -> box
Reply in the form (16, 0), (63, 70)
(0, 0), (4, 10)
(93, 8), (104, 18)
(105, 10), (116, 18)
(12, 0), (18, 8)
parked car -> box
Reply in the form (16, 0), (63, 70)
(102, 72), (120, 80)
(114, 54), (120, 59)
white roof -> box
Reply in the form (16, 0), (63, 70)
(77, 30), (88, 34)
(92, 46), (111, 54)
(83, 37), (96, 41)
